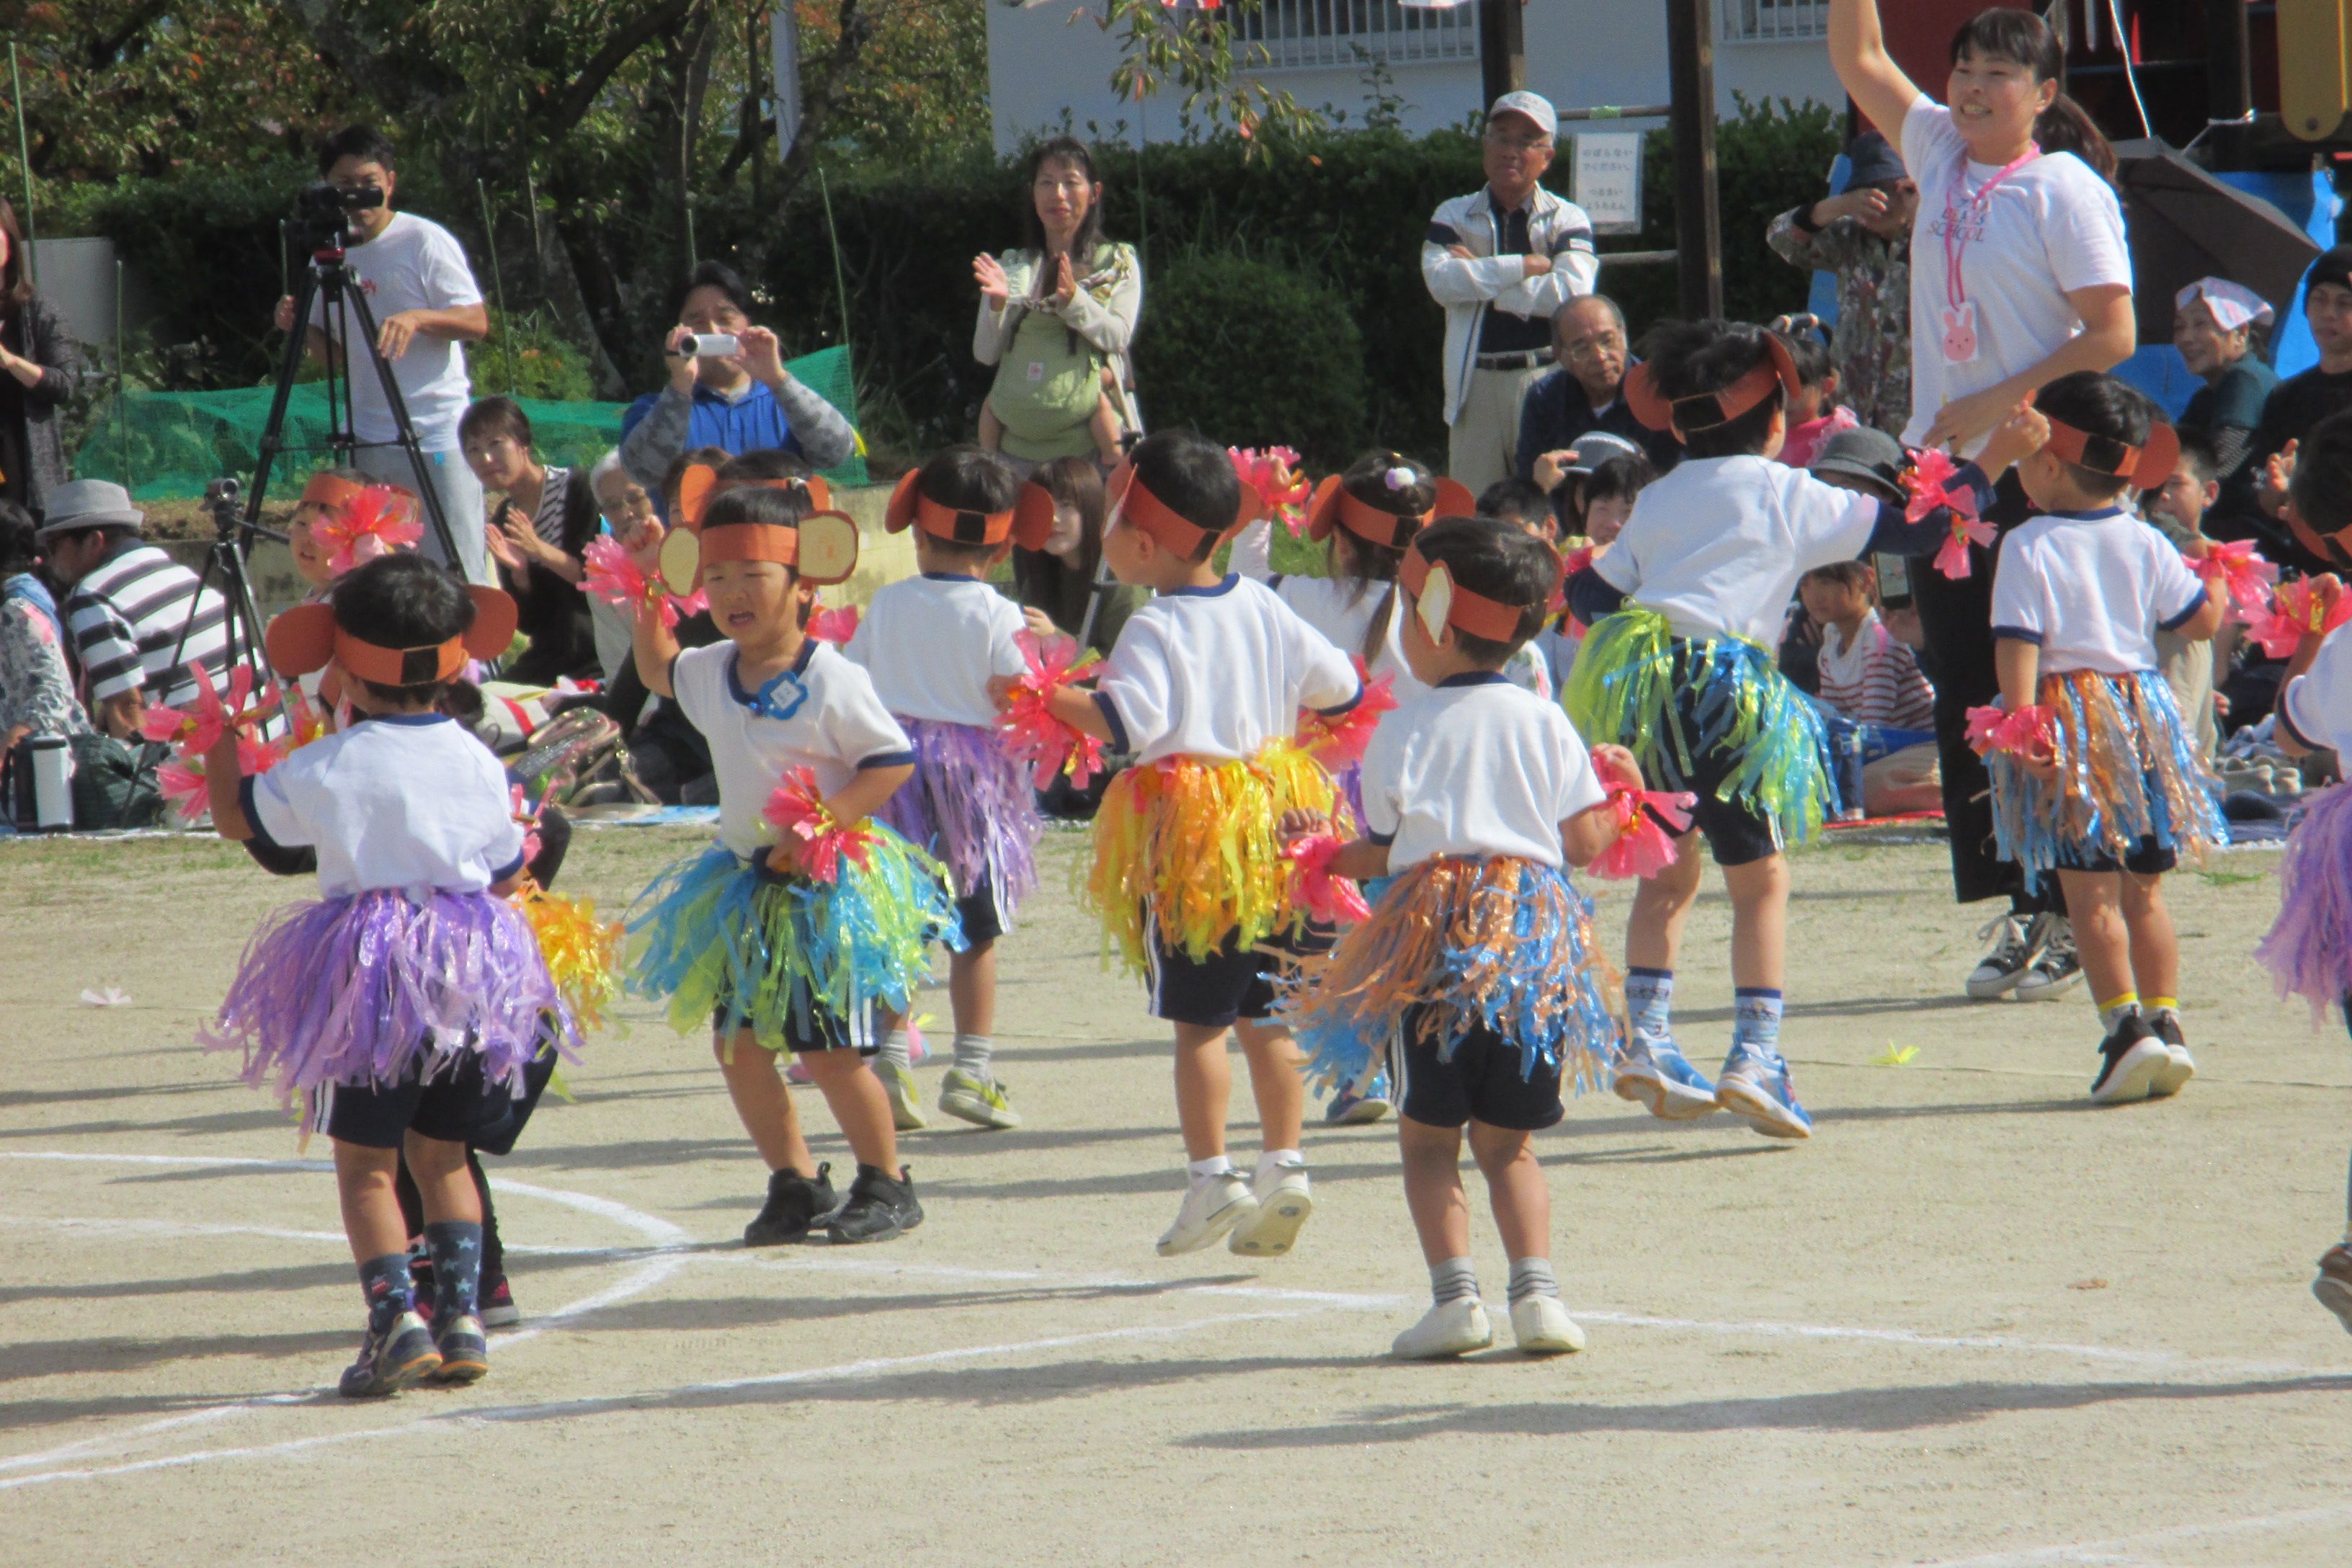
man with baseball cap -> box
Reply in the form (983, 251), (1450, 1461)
(1422, 90), (1599, 494)
(37, 479), (233, 738)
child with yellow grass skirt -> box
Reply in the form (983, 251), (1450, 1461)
(623, 464), (959, 1248)
(1562, 321), (2021, 1141)
(1019, 429), (1360, 1259)
(1972, 374), (2227, 1106)
(1280, 519), (1633, 1359)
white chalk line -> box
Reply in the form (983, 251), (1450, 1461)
(1915, 1499), (2352, 1567)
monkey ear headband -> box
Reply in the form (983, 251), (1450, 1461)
(1105, 457), (1264, 556)
(1625, 334), (1801, 435)
(1303, 466), (1476, 550)
(656, 463), (861, 593)
(2037, 415), (2180, 491)
(266, 586), (518, 685)
(883, 470), (1059, 551)
(1396, 540), (1561, 646)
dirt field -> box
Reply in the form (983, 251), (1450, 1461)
(4, 827), (2349, 1565)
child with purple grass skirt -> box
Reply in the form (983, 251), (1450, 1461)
(201, 555), (576, 1399)
(843, 445), (1060, 1132)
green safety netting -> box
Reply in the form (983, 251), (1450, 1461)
(74, 345), (866, 501)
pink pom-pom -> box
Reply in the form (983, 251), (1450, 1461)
(2244, 577), (2352, 659)
(1964, 702), (2056, 760)
(583, 535), (705, 628)
(760, 765), (874, 885)
(1902, 448), (1975, 524)
(1298, 662), (1397, 768)
(1230, 446), (1309, 535)
(2191, 538), (2279, 614)
(316, 485), (423, 576)
(1590, 785), (1696, 881)
(996, 630), (1107, 789)
(1281, 832), (1371, 925)
(1930, 513), (1997, 581)
(158, 759), (210, 823)
(806, 604), (862, 646)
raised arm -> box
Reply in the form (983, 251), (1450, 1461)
(631, 589), (682, 700)
(1829, 0), (1927, 142)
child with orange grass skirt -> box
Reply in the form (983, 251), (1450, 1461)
(624, 459), (959, 1248)
(1973, 373), (2227, 1106)
(1012, 428), (1363, 1259)
(1278, 518), (1637, 1360)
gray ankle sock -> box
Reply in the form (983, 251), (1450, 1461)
(877, 1027), (910, 1072)
(1430, 1256), (1479, 1306)
(952, 1033), (993, 1078)
(1507, 1257), (1559, 1304)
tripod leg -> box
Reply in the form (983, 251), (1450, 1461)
(246, 265), (329, 537)
(339, 278), (476, 582)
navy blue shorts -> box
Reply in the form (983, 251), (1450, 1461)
(1144, 913), (1332, 1029)
(711, 992), (878, 1055)
(2054, 834), (2177, 878)
(956, 876), (1004, 946)
(1393, 1007), (1565, 1132)
(1654, 673), (1788, 868)
(325, 1048), (521, 1151)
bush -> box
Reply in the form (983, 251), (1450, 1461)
(1133, 254), (1367, 468)
(470, 308), (597, 403)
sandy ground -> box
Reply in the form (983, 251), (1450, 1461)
(4, 826), (2350, 1566)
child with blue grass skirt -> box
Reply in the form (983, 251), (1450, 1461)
(623, 458), (960, 1249)
(1973, 374), (2227, 1105)
(200, 554), (575, 1399)
(1277, 518), (1631, 1359)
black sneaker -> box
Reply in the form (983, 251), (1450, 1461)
(744, 1162), (837, 1247)
(407, 1249), (437, 1325)
(478, 1274), (520, 1329)
(2089, 1012), (2168, 1105)
(2147, 1012), (2196, 1099)
(337, 1309), (441, 1399)
(827, 1164), (924, 1244)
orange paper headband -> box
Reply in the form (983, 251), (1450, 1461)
(1107, 458), (1263, 556)
(883, 470), (1058, 550)
(1625, 334), (1801, 435)
(1398, 541), (1556, 644)
(299, 472), (365, 513)
(264, 587), (519, 685)
(1305, 473), (1478, 550)
(2039, 415), (2180, 491)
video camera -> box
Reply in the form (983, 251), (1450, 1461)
(292, 179), (385, 253)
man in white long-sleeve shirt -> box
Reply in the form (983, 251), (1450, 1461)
(1421, 92), (1600, 494)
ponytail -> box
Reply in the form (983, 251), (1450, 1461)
(2035, 93), (2114, 183)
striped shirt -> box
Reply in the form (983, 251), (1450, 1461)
(1815, 612), (1936, 730)
(64, 542), (232, 707)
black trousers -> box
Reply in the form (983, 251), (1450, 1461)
(1911, 471), (2062, 914)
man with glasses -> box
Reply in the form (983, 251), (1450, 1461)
(1514, 294), (1679, 499)
(1422, 92), (1598, 492)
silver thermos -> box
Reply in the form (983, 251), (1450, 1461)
(26, 733), (71, 831)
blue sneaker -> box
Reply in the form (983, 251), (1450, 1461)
(1325, 1071), (1393, 1126)
(1714, 1044), (1813, 1140)
(1612, 1036), (1719, 1121)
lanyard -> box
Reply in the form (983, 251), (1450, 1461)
(1941, 145), (2039, 310)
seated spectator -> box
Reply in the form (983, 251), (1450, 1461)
(1012, 455), (1144, 657)
(0, 499), (92, 757)
(2221, 246), (2352, 573)
(617, 261), (858, 506)
(587, 452), (659, 680)
(462, 396), (601, 685)
(1474, 475), (1556, 539)
(1770, 322), (1859, 468)
(2142, 429), (2227, 759)
(1800, 559), (1941, 816)
(1784, 425), (1910, 698)
(1531, 429), (1642, 536)
(281, 467), (377, 597)
(1515, 294), (1678, 489)
(1533, 447), (1653, 692)
(39, 481), (231, 736)
(1765, 130), (1915, 438)
(2172, 278), (2279, 486)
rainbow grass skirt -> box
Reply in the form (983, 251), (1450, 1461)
(1085, 739), (1340, 975)
(1564, 605), (1838, 846)
(1986, 668), (2225, 891)
(626, 827), (962, 1056)
(1279, 855), (1620, 1100)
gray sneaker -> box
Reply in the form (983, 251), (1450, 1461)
(2314, 1245), (2352, 1336)
(2013, 914), (2083, 1002)
(1966, 914), (2043, 999)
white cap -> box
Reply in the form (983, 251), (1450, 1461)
(2175, 277), (2275, 334)
(1488, 91), (1557, 140)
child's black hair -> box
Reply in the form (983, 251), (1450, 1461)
(1411, 516), (1557, 667)
(2289, 407), (2352, 536)
(1636, 318), (1788, 460)
(1127, 428), (1241, 564)
(662, 444), (731, 514)
(701, 482), (815, 534)
(1801, 558), (1875, 594)
(718, 447), (811, 484)
(914, 443), (1023, 569)
(1475, 476), (1554, 533)
(1571, 453), (1657, 531)
(1773, 326), (1834, 391)
(1329, 451), (1440, 661)
(2035, 369), (2160, 500)
(331, 552), (475, 707)
(1947, 9), (2116, 182)
(0, 499), (37, 576)
(2172, 427), (2219, 487)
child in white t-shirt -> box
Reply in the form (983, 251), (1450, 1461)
(845, 445), (1052, 1131)
(199, 553), (572, 1399)
(1563, 319), (2026, 1139)
(625, 462), (960, 1249)
(1025, 429), (1360, 1259)
(1979, 373), (2227, 1105)
(1279, 518), (1632, 1360)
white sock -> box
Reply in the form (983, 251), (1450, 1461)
(952, 1033), (993, 1079)
(1255, 1149), (1305, 1185)
(1186, 1155), (1232, 1185)
(877, 1026), (910, 1072)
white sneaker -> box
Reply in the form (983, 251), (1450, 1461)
(1229, 1164), (1313, 1257)
(878, 1060), (927, 1131)
(1391, 1297), (1494, 1359)
(2012, 914), (2083, 1002)
(2147, 1014), (2196, 1099)
(1966, 914), (2043, 999)
(1156, 1172), (1258, 1257)
(1509, 1295), (1586, 1355)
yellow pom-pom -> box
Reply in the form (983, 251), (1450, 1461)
(517, 886), (624, 1032)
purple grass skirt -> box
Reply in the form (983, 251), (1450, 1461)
(2256, 783), (2352, 1022)
(202, 888), (576, 1134)
(876, 717), (1041, 926)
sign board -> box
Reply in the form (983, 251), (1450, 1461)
(1574, 132), (1646, 234)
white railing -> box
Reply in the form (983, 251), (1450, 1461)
(1721, 0), (1828, 43)
(1231, 0), (1479, 71)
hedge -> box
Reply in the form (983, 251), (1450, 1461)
(51, 98), (1841, 468)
